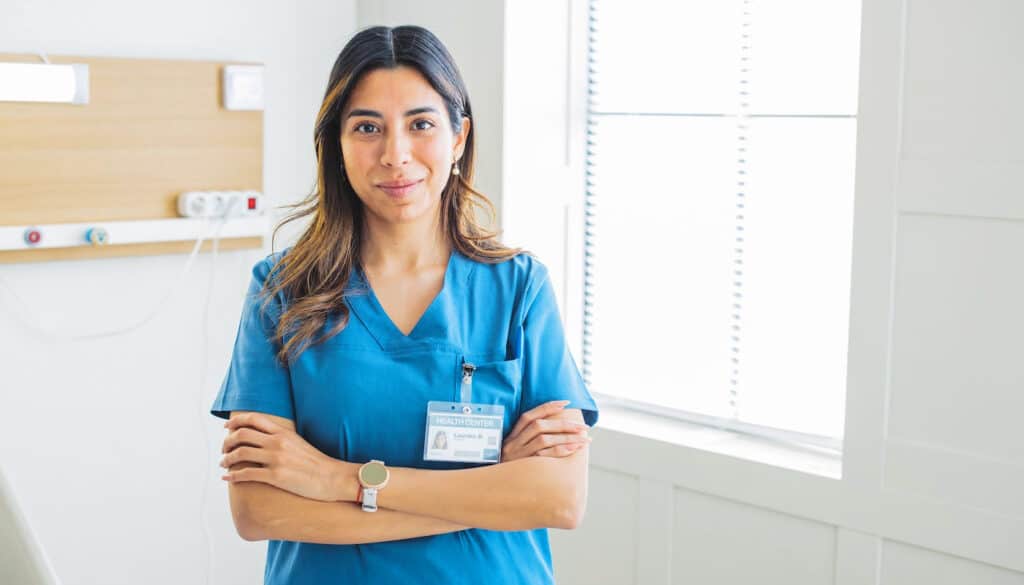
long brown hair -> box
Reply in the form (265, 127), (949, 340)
(263, 25), (521, 366)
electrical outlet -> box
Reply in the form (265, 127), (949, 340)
(223, 65), (264, 111)
(177, 190), (263, 218)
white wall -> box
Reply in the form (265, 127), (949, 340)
(0, 1), (356, 584)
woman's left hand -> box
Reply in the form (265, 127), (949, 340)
(220, 412), (351, 502)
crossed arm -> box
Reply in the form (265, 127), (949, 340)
(222, 406), (591, 544)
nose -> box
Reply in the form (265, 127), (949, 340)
(379, 128), (411, 168)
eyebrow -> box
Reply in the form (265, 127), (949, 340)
(345, 106), (439, 120)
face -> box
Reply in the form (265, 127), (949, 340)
(339, 66), (470, 227)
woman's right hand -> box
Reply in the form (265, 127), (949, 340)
(501, 400), (592, 462)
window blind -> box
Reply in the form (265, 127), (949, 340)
(583, 0), (862, 446)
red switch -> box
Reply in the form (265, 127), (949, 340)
(247, 197), (256, 210)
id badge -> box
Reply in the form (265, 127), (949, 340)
(423, 401), (504, 464)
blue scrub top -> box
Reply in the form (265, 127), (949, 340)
(211, 247), (599, 585)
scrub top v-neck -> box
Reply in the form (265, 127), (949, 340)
(346, 249), (464, 350)
(211, 247), (599, 585)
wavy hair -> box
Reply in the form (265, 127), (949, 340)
(263, 25), (522, 366)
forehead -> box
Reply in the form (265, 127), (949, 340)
(343, 66), (446, 115)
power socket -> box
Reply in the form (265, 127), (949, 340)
(177, 190), (263, 218)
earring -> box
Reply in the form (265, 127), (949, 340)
(451, 160), (460, 176)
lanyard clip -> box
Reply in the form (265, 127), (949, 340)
(461, 362), (476, 403)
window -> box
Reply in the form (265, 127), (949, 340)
(583, 0), (862, 447)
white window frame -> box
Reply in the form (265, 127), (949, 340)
(501, 0), (867, 477)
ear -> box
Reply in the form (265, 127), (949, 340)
(452, 116), (471, 162)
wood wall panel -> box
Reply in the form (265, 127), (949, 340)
(0, 53), (263, 262)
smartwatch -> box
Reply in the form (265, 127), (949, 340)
(357, 459), (389, 512)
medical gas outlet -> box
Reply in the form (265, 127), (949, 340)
(1, 190), (267, 252)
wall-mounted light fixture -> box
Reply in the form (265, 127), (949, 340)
(0, 62), (90, 105)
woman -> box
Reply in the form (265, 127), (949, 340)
(431, 430), (448, 451)
(211, 25), (598, 584)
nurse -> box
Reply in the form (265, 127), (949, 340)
(211, 25), (599, 584)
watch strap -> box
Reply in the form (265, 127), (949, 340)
(361, 487), (379, 512)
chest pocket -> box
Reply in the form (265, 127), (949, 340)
(460, 356), (523, 437)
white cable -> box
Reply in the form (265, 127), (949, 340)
(0, 201), (244, 585)
(0, 202), (242, 585)
(0, 209), (241, 343)
(201, 195), (244, 585)
(198, 199), (235, 585)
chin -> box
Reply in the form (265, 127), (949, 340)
(381, 199), (436, 225)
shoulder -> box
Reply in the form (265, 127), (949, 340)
(469, 248), (548, 280)
(466, 250), (552, 307)
(506, 251), (550, 282)
(251, 246), (293, 284)
(245, 248), (294, 315)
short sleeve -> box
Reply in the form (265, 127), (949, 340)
(209, 255), (295, 421)
(515, 263), (599, 427)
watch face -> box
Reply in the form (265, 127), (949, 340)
(361, 462), (387, 486)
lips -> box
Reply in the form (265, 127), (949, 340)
(377, 178), (423, 198)
(377, 179), (420, 188)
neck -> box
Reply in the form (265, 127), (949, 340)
(360, 208), (451, 273)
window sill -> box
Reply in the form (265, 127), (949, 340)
(592, 404), (843, 480)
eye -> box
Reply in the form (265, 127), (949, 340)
(412, 119), (435, 131)
(353, 122), (379, 134)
